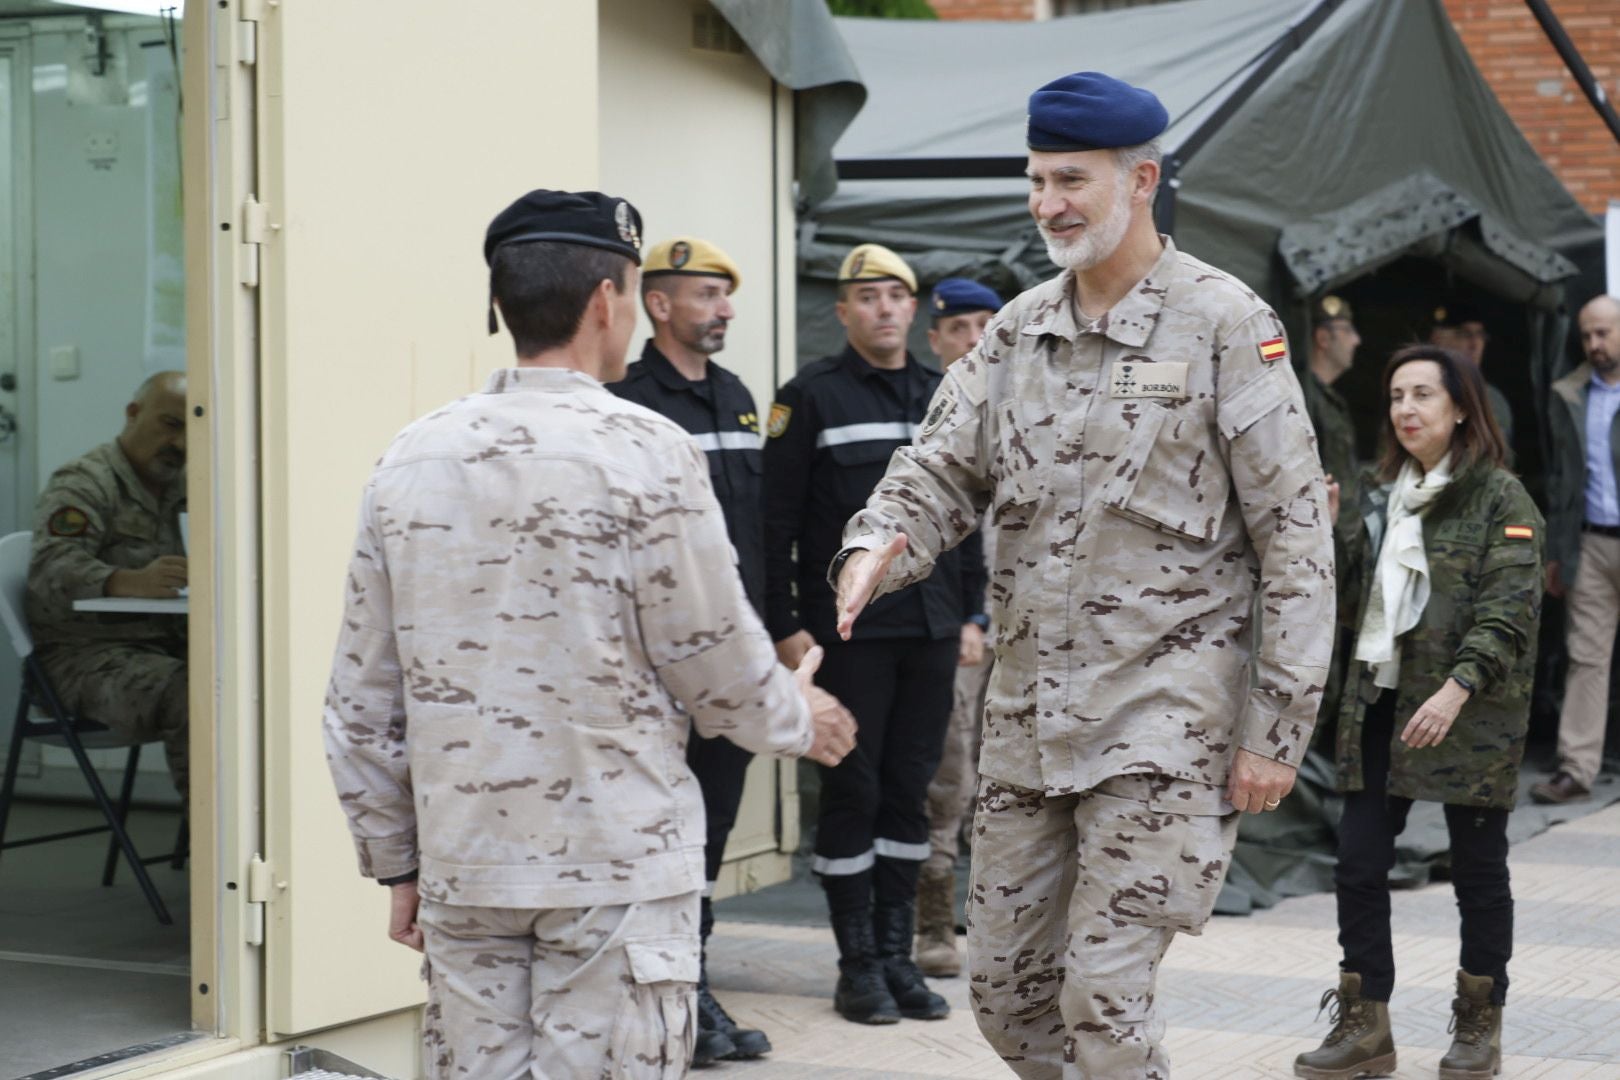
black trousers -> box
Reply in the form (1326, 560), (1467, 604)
(1335, 691), (1513, 1005)
(812, 636), (958, 916)
(687, 728), (753, 943)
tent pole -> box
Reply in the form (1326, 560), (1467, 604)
(1521, 0), (1620, 147)
(1154, 0), (1346, 237)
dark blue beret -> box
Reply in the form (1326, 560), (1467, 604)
(484, 189), (643, 267)
(930, 278), (1003, 318)
(1026, 72), (1168, 152)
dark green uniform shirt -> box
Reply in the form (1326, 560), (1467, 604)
(1335, 462), (1544, 808)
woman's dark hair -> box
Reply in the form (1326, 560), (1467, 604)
(491, 240), (632, 358)
(1375, 343), (1508, 481)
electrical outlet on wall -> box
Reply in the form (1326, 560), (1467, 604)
(85, 131), (118, 170)
(49, 346), (80, 381)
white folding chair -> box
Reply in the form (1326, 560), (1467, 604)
(0, 530), (173, 924)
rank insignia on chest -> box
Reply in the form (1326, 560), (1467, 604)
(1109, 360), (1188, 399)
(1258, 338), (1288, 363)
(47, 506), (90, 537)
(1504, 525), (1534, 540)
(766, 403), (792, 438)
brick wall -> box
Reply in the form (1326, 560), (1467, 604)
(1444, 0), (1618, 215)
(930, 0), (1039, 16)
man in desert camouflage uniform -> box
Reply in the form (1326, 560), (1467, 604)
(27, 371), (189, 793)
(832, 73), (1335, 1079)
(323, 190), (855, 1079)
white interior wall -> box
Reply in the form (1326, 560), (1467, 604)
(32, 19), (173, 492)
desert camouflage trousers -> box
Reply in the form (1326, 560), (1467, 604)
(925, 653), (991, 875)
(38, 639), (188, 795)
(418, 890), (700, 1080)
(966, 774), (1239, 1079)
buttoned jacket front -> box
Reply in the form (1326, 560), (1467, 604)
(843, 239), (1335, 796)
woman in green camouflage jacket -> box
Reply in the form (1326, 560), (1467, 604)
(1296, 345), (1543, 1080)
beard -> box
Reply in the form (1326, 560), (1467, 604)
(1040, 181), (1133, 272)
(687, 320), (728, 355)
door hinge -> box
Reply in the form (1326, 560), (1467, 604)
(237, 0), (265, 66)
(239, 195), (267, 288)
(245, 853), (272, 946)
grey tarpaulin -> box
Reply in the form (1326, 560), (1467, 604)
(801, 0), (1610, 914)
(711, 0), (866, 208)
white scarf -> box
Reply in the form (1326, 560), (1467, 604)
(1354, 454), (1453, 689)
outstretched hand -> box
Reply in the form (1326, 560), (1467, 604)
(834, 534), (909, 640)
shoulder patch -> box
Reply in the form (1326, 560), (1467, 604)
(766, 402), (792, 438)
(1258, 337), (1287, 364)
(920, 380), (959, 439)
(1504, 525), (1534, 540)
(48, 506), (90, 537)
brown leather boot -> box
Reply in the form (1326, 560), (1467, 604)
(913, 867), (960, 978)
(1293, 971), (1397, 1079)
(1439, 970), (1502, 1079)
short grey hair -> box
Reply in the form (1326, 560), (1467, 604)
(1115, 137), (1163, 178)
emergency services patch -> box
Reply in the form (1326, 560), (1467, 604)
(48, 507), (90, 537)
(766, 403), (792, 438)
(920, 381), (958, 438)
(1258, 338), (1288, 364)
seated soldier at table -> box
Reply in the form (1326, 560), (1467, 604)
(26, 371), (189, 795)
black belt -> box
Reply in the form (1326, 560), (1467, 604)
(1582, 522), (1620, 538)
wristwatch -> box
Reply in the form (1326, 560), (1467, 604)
(828, 546), (862, 586)
(1451, 673), (1475, 694)
(967, 613), (990, 630)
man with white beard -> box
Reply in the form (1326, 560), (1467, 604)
(827, 72), (1335, 1078)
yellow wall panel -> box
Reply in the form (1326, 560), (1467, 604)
(257, 0), (601, 1038)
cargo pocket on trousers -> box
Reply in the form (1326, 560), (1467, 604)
(1083, 792), (1235, 935)
(611, 936), (699, 1078)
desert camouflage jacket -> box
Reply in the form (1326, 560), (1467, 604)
(26, 440), (186, 649)
(841, 238), (1335, 796)
(324, 368), (813, 909)
(1335, 461), (1544, 808)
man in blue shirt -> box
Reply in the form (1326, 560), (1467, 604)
(1536, 294), (1620, 803)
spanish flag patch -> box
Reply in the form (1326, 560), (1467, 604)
(1258, 338), (1287, 363)
(1504, 525), (1534, 540)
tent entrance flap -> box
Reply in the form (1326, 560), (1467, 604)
(1278, 171), (1579, 304)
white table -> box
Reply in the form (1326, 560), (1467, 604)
(72, 597), (188, 615)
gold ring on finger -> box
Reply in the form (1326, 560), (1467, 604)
(1264, 799), (1280, 809)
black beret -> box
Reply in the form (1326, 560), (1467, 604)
(483, 189), (643, 267)
(1027, 71), (1168, 152)
(931, 277), (1003, 318)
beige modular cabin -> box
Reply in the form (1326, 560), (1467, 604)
(0, 1), (854, 1076)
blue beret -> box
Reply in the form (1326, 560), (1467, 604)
(1026, 72), (1168, 152)
(484, 189), (643, 267)
(930, 278), (1003, 318)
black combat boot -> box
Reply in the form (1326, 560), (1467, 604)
(874, 902), (950, 1020)
(697, 945), (772, 1060)
(831, 909), (902, 1024)
(1438, 970), (1502, 1080)
(1293, 971), (1396, 1079)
